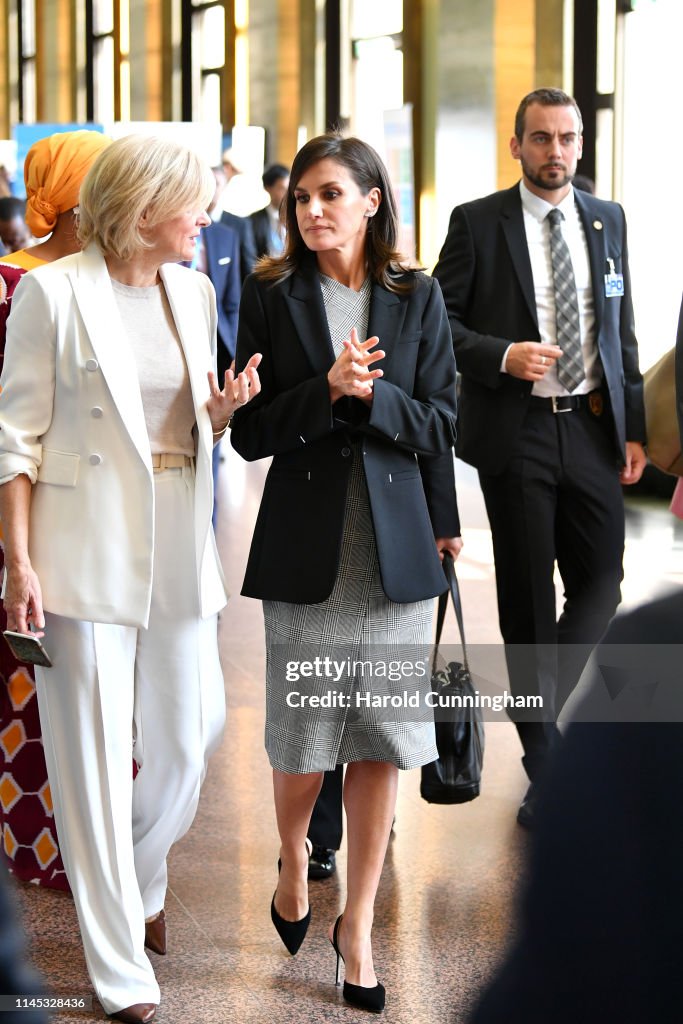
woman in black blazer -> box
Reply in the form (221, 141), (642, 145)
(231, 134), (461, 1013)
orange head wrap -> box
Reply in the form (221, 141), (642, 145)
(24, 129), (111, 238)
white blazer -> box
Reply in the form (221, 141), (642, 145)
(0, 245), (228, 627)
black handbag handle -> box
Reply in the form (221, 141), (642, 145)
(433, 552), (469, 673)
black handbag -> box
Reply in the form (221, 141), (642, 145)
(420, 553), (485, 804)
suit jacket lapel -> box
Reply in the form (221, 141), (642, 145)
(500, 185), (539, 330)
(284, 257), (336, 374)
(574, 190), (606, 336)
(66, 246), (151, 470)
(368, 281), (404, 362)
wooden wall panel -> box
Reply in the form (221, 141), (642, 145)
(494, 0), (535, 190)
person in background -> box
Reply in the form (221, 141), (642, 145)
(571, 173), (595, 194)
(468, 588), (683, 1024)
(213, 164), (257, 282)
(250, 163), (290, 260)
(0, 863), (48, 1024)
(0, 129), (112, 890)
(669, 294), (683, 519)
(188, 169), (242, 521)
(231, 132), (460, 1014)
(0, 134), (261, 1023)
(307, 766), (343, 879)
(433, 88), (646, 828)
(0, 197), (32, 254)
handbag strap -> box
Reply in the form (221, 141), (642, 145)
(433, 553), (469, 673)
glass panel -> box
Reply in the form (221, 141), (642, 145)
(353, 36), (403, 146)
(93, 0), (114, 37)
(22, 57), (36, 123)
(201, 71), (221, 124)
(93, 34), (115, 120)
(199, 5), (225, 68)
(21, 0), (36, 57)
(351, 0), (402, 40)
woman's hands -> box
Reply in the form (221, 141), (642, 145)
(3, 562), (45, 637)
(328, 328), (384, 405)
(435, 536), (464, 562)
(207, 353), (263, 436)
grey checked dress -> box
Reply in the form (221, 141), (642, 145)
(263, 274), (439, 773)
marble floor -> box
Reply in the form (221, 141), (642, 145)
(6, 446), (683, 1024)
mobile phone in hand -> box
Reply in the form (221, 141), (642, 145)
(3, 630), (53, 667)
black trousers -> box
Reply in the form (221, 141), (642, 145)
(308, 766), (343, 849)
(479, 401), (625, 781)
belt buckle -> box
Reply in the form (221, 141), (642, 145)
(551, 396), (571, 414)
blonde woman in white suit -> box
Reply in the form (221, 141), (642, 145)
(0, 135), (261, 1024)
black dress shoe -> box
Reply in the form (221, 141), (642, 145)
(517, 784), (537, 829)
(308, 845), (336, 880)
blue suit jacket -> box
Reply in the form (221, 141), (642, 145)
(202, 222), (241, 369)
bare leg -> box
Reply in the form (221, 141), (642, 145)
(330, 760), (398, 987)
(272, 769), (324, 921)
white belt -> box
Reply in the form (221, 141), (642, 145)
(151, 453), (194, 473)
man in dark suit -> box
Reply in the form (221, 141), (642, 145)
(469, 590), (683, 1024)
(433, 88), (647, 823)
(212, 165), (257, 282)
(250, 163), (290, 261)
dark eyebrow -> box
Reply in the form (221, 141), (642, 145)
(293, 181), (344, 192)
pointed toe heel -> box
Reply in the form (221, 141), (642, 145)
(271, 840), (312, 955)
(270, 895), (311, 955)
(343, 980), (386, 1014)
(330, 914), (386, 1013)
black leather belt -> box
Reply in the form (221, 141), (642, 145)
(528, 390), (604, 415)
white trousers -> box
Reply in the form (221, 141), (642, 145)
(35, 466), (226, 1014)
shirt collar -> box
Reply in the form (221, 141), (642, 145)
(519, 180), (576, 222)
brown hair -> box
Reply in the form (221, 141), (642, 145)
(514, 88), (583, 141)
(255, 133), (416, 293)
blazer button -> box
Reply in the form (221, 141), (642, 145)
(85, 358), (99, 371)
(341, 447), (351, 457)
(90, 406), (103, 418)
(89, 453), (103, 465)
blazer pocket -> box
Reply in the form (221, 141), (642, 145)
(37, 449), (80, 487)
(398, 333), (421, 345)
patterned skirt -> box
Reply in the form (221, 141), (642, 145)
(264, 447), (438, 773)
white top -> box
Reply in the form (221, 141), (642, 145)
(503, 182), (601, 397)
(112, 278), (196, 456)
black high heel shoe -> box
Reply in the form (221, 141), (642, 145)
(331, 914), (385, 1014)
(271, 840), (311, 955)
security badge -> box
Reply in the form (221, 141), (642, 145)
(588, 392), (604, 416)
(604, 257), (624, 298)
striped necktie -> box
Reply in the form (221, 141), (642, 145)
(547, 207), (585, 392)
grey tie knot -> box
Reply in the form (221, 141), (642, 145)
(547, 207), (563, 227)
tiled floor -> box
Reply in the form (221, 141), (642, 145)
(6, 447), (683, 1023)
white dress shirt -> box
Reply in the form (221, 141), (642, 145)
(504, 181), (602, 397)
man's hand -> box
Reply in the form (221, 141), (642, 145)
(435, 536), (463, 562)
(620, 441), (647, 485)
(505, 341), (563, 381)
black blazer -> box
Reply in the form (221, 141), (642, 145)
(433, 184), (646, 475)
(231, 258), (460, 604)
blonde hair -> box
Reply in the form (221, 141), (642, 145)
(78, 134), (215, 260)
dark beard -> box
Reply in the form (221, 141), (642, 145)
(522, 160), (573, 192)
